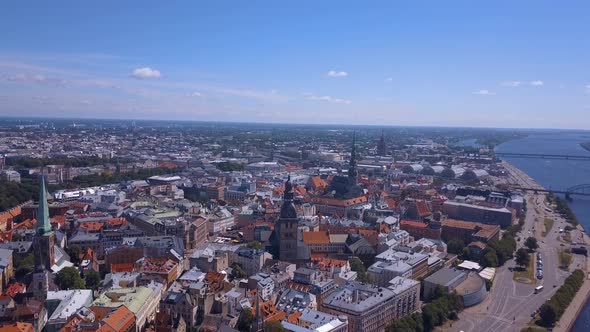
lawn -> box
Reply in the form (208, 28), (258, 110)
(559, 250), (572, 270)
(514, 253), (535, 283)
(542, 218), (554, 237)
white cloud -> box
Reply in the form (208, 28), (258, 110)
(501, 81), (521, 87)
(530, 80), (544, 86)
(585, 84), (590, 94)
(187, 91), (203, 97)
(306, 94), (351, 104)
(132, 67), (161, 79)
(2, 73), (66, 85)
(473, 89), (495, 95)
(385, 77), (393, 82)
(327, 70), (348, 78)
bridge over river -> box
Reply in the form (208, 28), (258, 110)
(514, 184), (590, 198)
(496, 152), (590, 161)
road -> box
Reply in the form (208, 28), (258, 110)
(447, 162), (587, 332)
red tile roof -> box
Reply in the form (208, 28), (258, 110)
(3, 282), (26, 298)
(302, 231), (330, 245)
(415, 200), (431, 217)
(400, 220), (428, 229)
(102, 305), (135, 332)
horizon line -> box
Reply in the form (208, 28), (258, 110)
(0, 115), (589, 132)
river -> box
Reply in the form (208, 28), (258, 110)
(495, 131), (590, 331)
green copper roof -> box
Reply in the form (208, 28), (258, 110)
(37, 177), (51, 235)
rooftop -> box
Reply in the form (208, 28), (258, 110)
(323, 281), (396, 314)
(92, 287), (154, 314)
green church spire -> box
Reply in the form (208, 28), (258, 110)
(37, 176), (51, 235)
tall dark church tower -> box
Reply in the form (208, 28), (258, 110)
(275, 175), (299, 262)
(377, 130), (387, 156)
(31, 177), (55, 299)
(348, 132), (358, 187)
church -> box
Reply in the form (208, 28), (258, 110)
(270, 175), (310, 265)
(29, 177), (57, 300)
(311, 133), (368, 218)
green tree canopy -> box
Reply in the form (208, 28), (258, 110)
(67, 245), (82, 264)
(515, 248), (530, 268)
(14, 252), (34, 278)
(84, 270), (101, 290)
(446, 239), (465, 255)
(349, 257), (368, 283)
(56, 267), (86, 290)
(481, 249), (499, 268)
(525, 237), (539, 251)
(230, 263), (247, 280)
(236, 308), (253, 332)
(265, 321), (287, 332)
(246, 241), (262, 250)
(539, 303), (557, 327)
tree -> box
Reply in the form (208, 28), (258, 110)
(349, 257), (368, 283)
(246, 241), (262, 250)
(230, 263), (247, 279)
(67, 245), (82, 264)
(56, 267), (86, 290)
(215, 162), (244, 172)
(461, 247), (471, 260)
(481, 249), (499, 268)
(515, 248), (530, 268)
(85, 270), (101, 290)
(525, 237), (538, 251)
(539, 303), (557, 326)
(446, 239), (465, 255)
(236, 308), (253, 332)
(14, 252), (35, 278)
(265, 321), (287, 332)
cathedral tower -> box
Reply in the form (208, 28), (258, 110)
(31, 177), (55, 299)
(275, 175), (299, 262)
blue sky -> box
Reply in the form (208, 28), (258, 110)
(1, 1), (589, 128)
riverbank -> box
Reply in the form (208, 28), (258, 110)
(504, 161), (590, 332)
(554, 258), (590, 332)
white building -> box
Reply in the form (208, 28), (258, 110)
(46, 290), (93, 331)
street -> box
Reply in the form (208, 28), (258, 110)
(446, 163), (588, 332)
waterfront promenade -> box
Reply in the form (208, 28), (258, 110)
(554, 240), (590, 332)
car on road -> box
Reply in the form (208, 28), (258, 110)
(537, 272), (544, 279)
